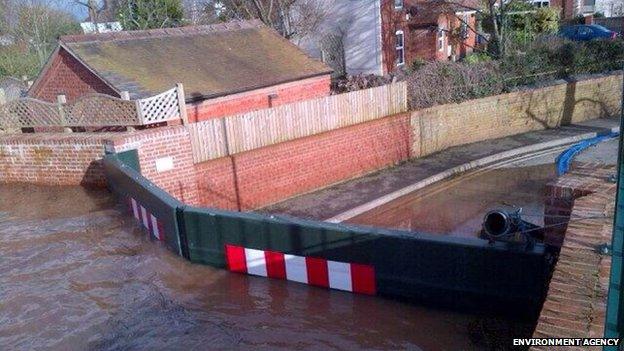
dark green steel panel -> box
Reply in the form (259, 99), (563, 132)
(605, 73), (624, 349)
(103, 154), (186, 257)
(182, 205), (549, 315)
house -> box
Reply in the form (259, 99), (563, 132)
(80, 0), (123, 34)
(28, 20), (332, 122)
(0, 77), (27, 102)
(295, 0), (478, 76)
(548, 0), (596, 19)
(383, 0), (479, 69)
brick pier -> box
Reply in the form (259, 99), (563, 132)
(532, 163), (617, 350)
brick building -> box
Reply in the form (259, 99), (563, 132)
(381, 0), (478, 72)
(29, 20), (332, 122)
(296, 0), (478, 76)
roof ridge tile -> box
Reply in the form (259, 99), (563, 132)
(60, 19), (264, 44)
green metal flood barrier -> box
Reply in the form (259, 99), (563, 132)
(103, 153), (550, 316)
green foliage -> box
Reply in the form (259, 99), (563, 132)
(406, 37), (624, 108)
(0, 2), (80, 80)
(0, 44), (40, 79)
(117, 0), (185, 30)
(506, 6), (560, 49)
(464, 52), (492, 64)
(533, 7), (560, 34)
(410, 58), (427, 71)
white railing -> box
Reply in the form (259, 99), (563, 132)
(187, 82), (408, 163)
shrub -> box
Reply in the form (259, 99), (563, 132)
(464, 52), (492, 64)
(406, 61), (504, 109)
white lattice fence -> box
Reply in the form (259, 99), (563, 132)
(188, 82), (408, 163)
(138, 86), (183, 124)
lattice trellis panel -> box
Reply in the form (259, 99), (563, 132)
(0, 98), (62, 129)
(138, 87), (181, 124)
(64, 94), (140, 126)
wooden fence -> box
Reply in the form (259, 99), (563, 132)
(187, 82), (408, 163)
(0, 84), (187, 131)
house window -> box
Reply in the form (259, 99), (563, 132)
(532, 0), (550, 7)
(395, 30), (405, 66)
(394, 0), (403, 10)
(438, 29), (446, 52)
(460, 14), (469, 39)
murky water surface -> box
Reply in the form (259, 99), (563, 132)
(348, 164), (556, 237)
(0, 184), (531, 350)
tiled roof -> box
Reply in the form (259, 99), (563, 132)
(60, 20), (332, 100)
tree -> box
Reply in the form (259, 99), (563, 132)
(217, 0), (326, 39)
(438, 0), (560, 58)
(0, 1), (80, 79)
(116, 0), (185, 30)
(12, 2), (80, 67)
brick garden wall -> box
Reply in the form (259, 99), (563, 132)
(106, 126), (200, 206)
(187, 75), (331, 122)
(0, 132), (113, 186)
(412, 73), (623, 157)
(195, 113), (411, 210)
(2, 73), (621, 212)
(532, 164), (616, 347)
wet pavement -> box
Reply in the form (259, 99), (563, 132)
(262, 118), (619, 221)
(0, 184), (532, 350)
(347, 163), (555, 237)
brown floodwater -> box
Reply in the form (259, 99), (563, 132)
(348, 163), (556, 238)
(0, 183), (533, 350)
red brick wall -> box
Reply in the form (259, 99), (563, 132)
(187, 75), (331, 122)
(107, 126), (200, 205)
(195, 113), (411, 210)
(0, 133), (112, 186)
(29, 47), (118, 103)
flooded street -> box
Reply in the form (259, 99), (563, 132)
(0, 184), (530, 350)
(348, 161), (556, 238)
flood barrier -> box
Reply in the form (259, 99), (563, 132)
(556, 132), (619, 176)
(103, 154), (187, 257)
(103, 153), (550, 316)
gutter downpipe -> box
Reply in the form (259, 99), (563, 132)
(605, 70), (624, 349)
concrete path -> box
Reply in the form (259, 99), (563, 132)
(261, 118), (620, 221)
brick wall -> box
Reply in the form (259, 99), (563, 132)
(532, 164), (616, 347)
(196, 113), (411, 210)
(0, 132), (113, 186)
(412, 73), (623, 157)
(186, 75), (331, 122)
(29, 47), (119, 103)
(2, 73), (620, 212)
(106, 126), (200, 206)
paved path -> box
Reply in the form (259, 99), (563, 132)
(261, 118), (620, 221)
(574, 136), (619, 165)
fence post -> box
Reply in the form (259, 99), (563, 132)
(57, 95), (71, 133)
(121, 91), (136, 132)
(176, 83), (189, 125)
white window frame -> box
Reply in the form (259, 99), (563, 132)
(438, 29), (446, 52)
(395, 30), (405, 66)
(394, 0), (404, 10)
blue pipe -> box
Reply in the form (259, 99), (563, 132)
(556, 132), (619, 176)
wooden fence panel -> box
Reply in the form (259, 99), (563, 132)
(188, 82), (407, 163)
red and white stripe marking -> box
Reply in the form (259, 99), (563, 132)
(225, 244), (376, 295)
(128, 197), (165, 241)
